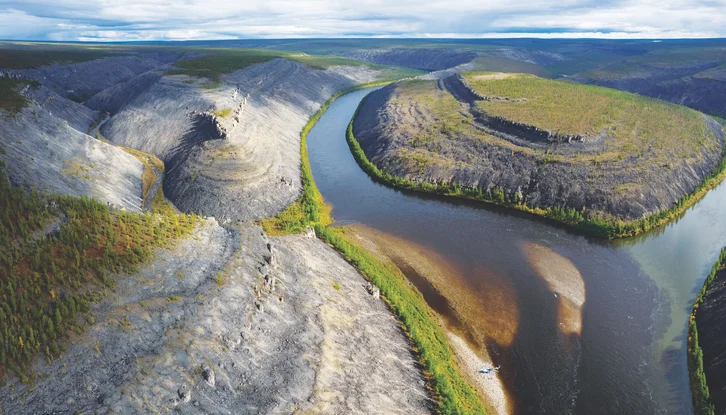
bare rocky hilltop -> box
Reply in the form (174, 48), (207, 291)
(0, 52), (431, 414)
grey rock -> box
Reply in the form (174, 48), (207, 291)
(304, 226), (316, 239)
(366, 282), (381, 299)
(201, 363), (216, 387)
(178, 384), (192, 403)
(101, 58), (383, 222)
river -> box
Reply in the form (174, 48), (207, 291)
(307, 87), (726, 414)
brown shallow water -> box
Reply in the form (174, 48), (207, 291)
(309, 87), (726, 414)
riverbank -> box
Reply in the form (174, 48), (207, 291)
(344, 224), (513, 415)
(346, 89), (726, 239)
(689, 247), (726, 415)
(298, 74), (726, 413)
(262, 84), (488, 414)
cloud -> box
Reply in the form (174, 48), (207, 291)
(0, 0), (725, 40)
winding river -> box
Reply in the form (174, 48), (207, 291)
(307, 87), (726, 414)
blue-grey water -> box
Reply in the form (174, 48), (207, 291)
(307, 87), (726, 414)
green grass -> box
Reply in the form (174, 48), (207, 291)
(470, 56), (552, 78)
(213, 108), (233, 118)
(260, 83), (487, 413)
(688, 247), (726, 415)
(373, 75), (726, 237)
(0, 159), (198, 383)
(0, 78), (40, 115)
(346, 89), (726, 239)
(463, 72), (715, 158)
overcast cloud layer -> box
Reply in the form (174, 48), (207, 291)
(1, 0), (725, 41)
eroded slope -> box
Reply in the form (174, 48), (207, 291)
(100, 58), (384, 222)
(0, 221), (430, 414)
(0, 52), (432, 414)
(0, 81), (144, 211)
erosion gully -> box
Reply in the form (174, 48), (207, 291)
(307, 87), (726, 414)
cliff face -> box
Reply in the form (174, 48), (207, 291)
(2, 53), (186, 103)
(695, 267), (726, 413)
(352, 75), (725, 222)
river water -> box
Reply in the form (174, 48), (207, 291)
(307, 87), (726, 414)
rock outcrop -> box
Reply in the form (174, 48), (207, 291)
(0, 220), (430, 414)
(5, 52), (185, 103)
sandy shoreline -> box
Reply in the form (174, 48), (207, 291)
(345, 224), (513, 414)
(523, 241), (586, 336)
(448, 332), (510, 415)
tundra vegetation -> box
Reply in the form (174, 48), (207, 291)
(581, 47), (726, 81)
(262, 87), (487, 414)
(469, 56), (553, 78)
(465, 73), (715, 156)
(688, 247), (726, 415)
(0, 157), (197, 383)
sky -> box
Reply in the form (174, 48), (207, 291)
(1, 0), (725, 41)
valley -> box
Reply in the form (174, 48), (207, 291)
(2, 39), (726, 415)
